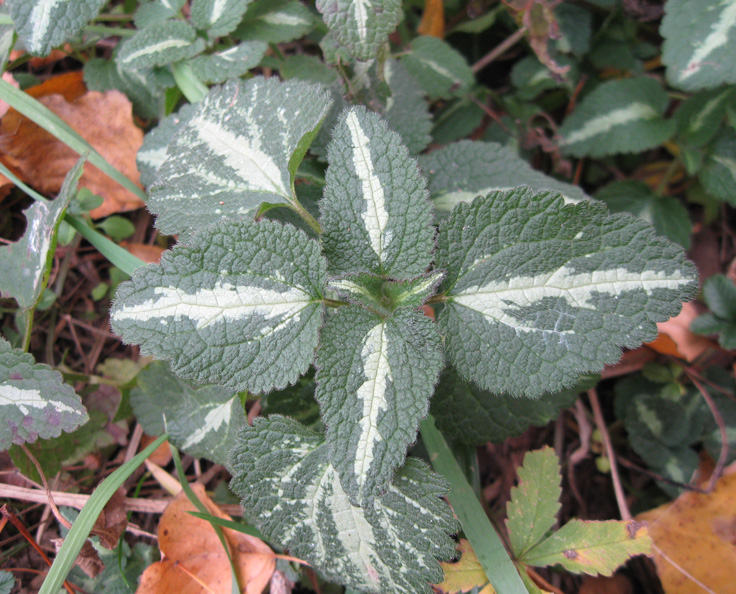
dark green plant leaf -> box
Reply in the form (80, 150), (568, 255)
(0, 337), (88, 451)
(261, 373), (321, 428)
(691, 274), (736, 348)
(279, 54), (339, 85)
(674, 87), (736, 147)
(400, 36), (474, 100)
(190, 0), (253, 38)
(559, 78), (675, 158)
(315, 306), (443, 504)
(134, 0), (185, 29)
(149, 77), (332, 238)
(130, 361), (246, 467)
(419, 140), (588, 220)
(110, 218), (327, 394)
(662, 0), (736, 91)
(701, 128), (736, 205)
(555, 3), (592, 56)
(229, 415), (458, 594)
(234, 0), (314, 43)
(383, 60), (432, 155)
(321, 107), (435, 278)
(436, 188), (698, 397)
(116, 20), (205, 70)
(506, 447), (562, 558)
(189, 41), (267, 84)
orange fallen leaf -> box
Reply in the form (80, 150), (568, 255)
(0, 80), (144, 219)
(434, 539), (495, 594)
(649, 302), (719, 362)
(24, 71), (87, 102)
(636, 468), (736, 594)
(418, 0), (444, 38)
(140, 432), (172, 466)
(136, 483), (275, 594)
(10, 47), (70, 70)
(120, 241), (165, 264)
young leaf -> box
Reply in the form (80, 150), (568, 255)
(430, 368), (584, 446)
(190, 0), (253, 38)
(437, 188), (698, 397)
(419, 140), (589, 220)
(234, 0), (315, 44)
(321, 107), (435, 278)
(700, 128), (736, 205)
(149, 77), (332, 238)
(0, 157), (83, 311)
(110, 218), (327, 394)
(116, 21), (206, 70)
(130, 361), (246, 468)
(9, 0), (107, 56)
(189, 41), (267, 84)
(520, 519), (652, 576)
(316, 0), (403, 61)
(383, 60), (432, 155)
(0, 337), (88, 451)
(229, 415), (458, 594)
(558, 78), (676, 158)
(400, 36), (474, 100)
(662, 0), (736, 91)
(328, 271), (443, 313)
(315, 306), (443, 504)
(506, 447), (562, 558)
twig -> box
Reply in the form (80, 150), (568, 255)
(569, 399), (592, 466)
(124, 423), (144, 464)
(652, 543), (719, 594)
(588, 389), (632, 520)
(687, 372), (729, 492)
(616, 456), (708, 493)
(526, 567), (565, 594)
(19, 445), (71, 530)
(472, 27), (526, 74)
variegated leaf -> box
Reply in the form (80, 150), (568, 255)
(419, 140), (589, 220)
(437, 188), (698, 397)
(662, 0), (736, 91)
(315, 306), (443, 503)
(234, 0), (314, 43)
(229, 416), (458, 594)
(321, 107), (435, 278)
(327, 271), (443, 314)
(701, 128), (736, 205)
(190, 0), (253, 38)
(134, 0), (186, 29)
(116, 20), (205, 70)
(0, 337), (88, 451)
(558, 77), (676, 158)
(674, 87), (736, 147)
(0, 158), (83, 311)
(130, 361), (245, 468)
(189, 41), (267, 84)
(110, 218), (327, 394)
(383, 60), (432, 155)
(9, 0), (107, 56)
(149, 77), (332, 238)
(400, 36), (474, 100)
(316, 0), (402, 61)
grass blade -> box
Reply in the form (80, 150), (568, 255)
(419, 415), (528, 594)
(171, 62), (208, 103)
(38, 433), (169, 594)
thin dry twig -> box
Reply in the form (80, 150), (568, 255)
(20, 444), (72, 530)
(472, 27), (526, 73)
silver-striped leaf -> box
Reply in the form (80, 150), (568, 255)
(116, 20), (205, 70)
(130, 361), (245, 468)
(321, 107), (435, 278)
(190, 0), (252, 38)
(0, 157), (83, 311)
(558, 77), (676, 158)
(0, 337), (88, 451)
(400, 36), (474, 100)
(111, 218), (327, 394)
(9, 0), (107, 56)
(149, 77), (332, 238)
(383, 60), (432, 155)
(328, 271), (443, 313)
(234, 0), (315, 44)
(189, 41), (267, 84)
(134, 0), (185, 29)
(662, 0), (736, 91)
(315, 306), (443, 503)
(316, 0), (402, 61)
(437, 187), (698, 397)
(701, 128), (736, 205)
(419, 140), (589, 220)
(229, 415), (458, 594)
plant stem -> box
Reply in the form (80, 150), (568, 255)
(84, 24), (136, 38)
(171, 61), (208, 103)
(289, 200), (323, 235)
(472, 27), (526, 74)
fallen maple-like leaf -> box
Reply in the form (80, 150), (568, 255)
(136, 483), (275, 594)
(636, 468), (736, 594)
(0, 76), (143, 219)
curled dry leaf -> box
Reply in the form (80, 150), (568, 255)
(636, 468), (736, 594)
(650, 302), (719, 362)
(136, 483), (275, 594)
(417, 0), (444, 38)
(0, 74), (143, 219)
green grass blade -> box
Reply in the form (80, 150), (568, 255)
(38, 433), (169, 594)
(0, 78), (146, 202)
(186, 511), (265, 540)
(64, 215), (145, 276)
(171, 62), (208, 103)
(419, 415), (528, 594)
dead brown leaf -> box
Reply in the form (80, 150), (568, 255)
(0, 78), (144, 219)
(90, 487), (128, 550)
(579, 574), (633, 594)
(120, 241), (165, 264)
(636, 468), (736, 594)
(136, 483), (275, 594)
(418, 0), (444, 38)
(651, 302), (720, 362)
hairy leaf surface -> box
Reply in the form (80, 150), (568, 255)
(130, 361), (246, 468)
(315, 306), (443, 503)
(111, 218), (327, 394)
(234, 0), (314, 43)
(383, 60), (432, 155)
(316, 0), (402, 61)
(0, 337), (87, 450)
(701, 128), (736, 205)
(437, 188), (698, 397)
(321, 107), (434, 278)
(116, 21), (205, 69)
(9, 0), (107, 56)
(149, 77), (332, 238)
(400, 36), (474, 100)
(229, 416), (457, 594)
(662, 0), (736, 91)
(419, 140), (588, 219)
(189, 41), (267, 84)
(190, 0), (253, 38)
